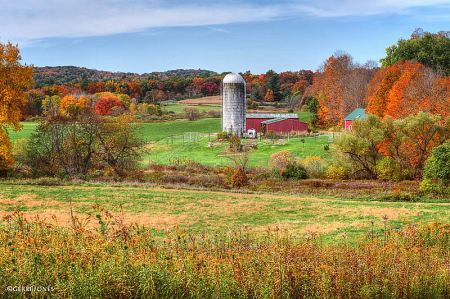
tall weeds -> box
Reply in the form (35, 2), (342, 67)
(1, 207), (450, 298)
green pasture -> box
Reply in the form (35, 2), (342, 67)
(10, 112), (323, 168)
(9, 122), (38, 144)
(297, 111), (311, 123)
(164, 104), (221, 114)
(147, 134), (335, 167)
(0, 183), (448, 241)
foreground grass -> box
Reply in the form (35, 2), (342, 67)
(1, 207), (450, 298)
(1, 182), (450, 241)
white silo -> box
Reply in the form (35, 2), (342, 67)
(222, 73), (246, 137)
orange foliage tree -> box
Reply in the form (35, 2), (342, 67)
(0, 42), (34, 168)
(95, 96), (125, 116)
(366, 61), (450, 119)
(308, 51), (376, 126)
(265, 89), (274, 102)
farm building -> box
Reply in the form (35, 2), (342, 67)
(344, 108), (367, 131)
(246, 113), (308, 134)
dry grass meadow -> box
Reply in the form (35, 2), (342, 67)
(1, 182), (449, 241)
(178, 95), (221, 104)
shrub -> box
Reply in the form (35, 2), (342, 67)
(12, 138), (29, 166)
(217, 131), (229, 140)
(265, 130), (279, 143)
(300, 104), (309, 112)
(376, 157), (412, 181)
(326, 165), (347, 180)
(423, 142), (450, 186)
(280, 163), (307, 180)
(268, 150), (294, 170)
(182, 106), (201, 121)
(229, 135), (242, 151)
(301, 156), (324, 178)
(35, 177), (62, 186)
(231, 167), (248, 188)
(206, 110), (220, 118)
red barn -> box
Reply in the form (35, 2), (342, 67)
(344, 108), (367, 131)
(246, 113), (308, 134)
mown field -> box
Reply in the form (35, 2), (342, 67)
(11, 112), (331, 168)
(1, 182), (448, 241)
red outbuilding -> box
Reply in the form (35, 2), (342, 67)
(343, 108), (367, 131)
(246, 113), (308, 134)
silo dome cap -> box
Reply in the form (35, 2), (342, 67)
(223, 73), (245, 84)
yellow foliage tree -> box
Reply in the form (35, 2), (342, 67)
(60, 95), (88, 116)
(0, 42), (33, 168)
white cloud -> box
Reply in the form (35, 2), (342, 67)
(1, 0), (450, 45)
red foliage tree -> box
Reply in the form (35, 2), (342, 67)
(201, 81), (219, 96)
(95, 96), (125, 116)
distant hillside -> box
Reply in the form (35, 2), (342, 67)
(32, 66), (218, 85)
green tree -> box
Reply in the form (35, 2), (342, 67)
(335, 114), (386, 179)
(267, 74), (282, 102)
(305, 96), (319, 128)
(422, 142), (450, 192)
(380, 28), (450, 76)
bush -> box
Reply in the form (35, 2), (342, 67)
(217, 131), (229, 140)
(182, 106), (201, 121)
(229, 135), (242, 151)
(231, 167), (248, 188)
(300, 105), (309, 112)
(326, 165), (347, 180)
(12, 138), (29, 166)
(279, 163), (307, 180)
(207, 110), (220, 118)
(35, 177), (62, 186)
(300, 156), (324, 178)
(265, 130), (279, 143)
(423, 142), (450, 187)
(268, 150), (295, 170)
(376, 157), (412, 181)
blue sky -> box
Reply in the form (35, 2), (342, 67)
(2, 0), (450, 74)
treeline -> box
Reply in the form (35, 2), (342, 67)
(23, 69), (315, 119)
(33, 66), (218, 86)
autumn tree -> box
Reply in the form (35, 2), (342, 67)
(0, 42), (34, 168)
(95, 96), (125, 116)
(22, 90), (45, 117)
(60, 95), (88, 117)
(201, 81), (219, 96)
(308, 51), (377, 126)
(264, 89), (274, 102)
(366, 61), (450, 119)
(26, 112), (145, 176)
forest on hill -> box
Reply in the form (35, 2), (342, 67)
(32, 66), (218, 86)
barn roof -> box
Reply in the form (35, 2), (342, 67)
(344, 108), (367, 121)
(246, 113), (299, 119)
(261, 118), (287, 125)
